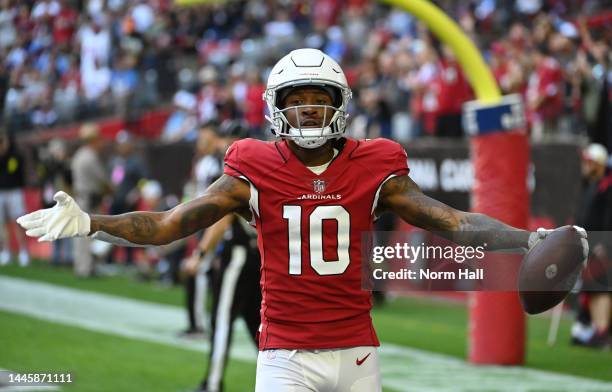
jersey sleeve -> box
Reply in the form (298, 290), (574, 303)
(349, 138), (410, 178)
(388, 141), (410, 177)
(223, 141), (243, 178)
(366, 138), (410, 177)
(362, 139), (410, 218)
(223, 139), (261, 226)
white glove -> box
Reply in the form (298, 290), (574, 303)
(527, 227), (553, 250)
(528, 225), (589, 265)
(574, 226), (590, 266)
(16, 191), (91, 242)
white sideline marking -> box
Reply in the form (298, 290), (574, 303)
(1, 276), (611, 392)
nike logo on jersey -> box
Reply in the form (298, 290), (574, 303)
(356, 353), (371, 366)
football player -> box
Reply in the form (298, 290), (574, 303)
(17, 49), (586, 391)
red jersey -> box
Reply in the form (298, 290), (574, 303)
(527, 57), (563, 121)
(435, 59), (473, 115)
(244, 82), (265, 129)
(224, 137), (409, 350)
(53, 6), (78, 45)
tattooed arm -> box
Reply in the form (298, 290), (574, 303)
(89, 175), (250, 246)
(377, 175), (531, 251)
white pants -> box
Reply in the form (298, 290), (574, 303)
(255, 346), (381, 392)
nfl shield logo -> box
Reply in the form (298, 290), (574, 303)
(313, 179), (326, 194)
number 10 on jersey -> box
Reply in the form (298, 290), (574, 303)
(283, 205), (351, 276)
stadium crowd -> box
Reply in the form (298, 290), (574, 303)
(0, 0), (609, 146)
(0, 0), (175, 132)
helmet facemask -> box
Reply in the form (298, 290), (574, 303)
(265, 84), (350, 149)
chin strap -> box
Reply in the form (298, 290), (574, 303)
(293, 135), (327, 149)
(264, 114), (277, 135)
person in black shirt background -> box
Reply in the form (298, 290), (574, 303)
(572, 143), (612, 349)
(0, 131), (29, 266)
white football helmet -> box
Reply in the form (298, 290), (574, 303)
(264, 48), (352, 149)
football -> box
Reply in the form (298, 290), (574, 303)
(518, 226), (587, 315)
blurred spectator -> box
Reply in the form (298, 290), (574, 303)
(86, 0), (104, 17)
(0, 0), (16, 49)
(412, 44), (439, 136)
(433, 45), (473, 137)
(196, 65), (221, 125)
(323, 25), (347, 63)
(161, 90), (198, 143)
(139, 180), (187, 286)
(54, 54), (81, 122)
(491, 41), (526, 95)
(515, 0), (542, 16)
(31, 0), (60, 21)
(109, 130), (147, 216)
(264, 8), (297, 51)
(576, 143), (612, 244)
(53, 0), (78, 49)
(71, 123), (111, 277)
(81, 58), (111, 116)
(192, 122), (225, 197)
(191, 214), (260, 392)
(181, 119), (250, 339)
(22, 69), (48, 115)
(129, 0), (155, 34)
(572, 143), (612, 349)
(228, 63), (247, 114)
(39, 138), (73, 265)
(77, 15), (111, 74)
(180, 121), (240, 337)
(352, 87), (392, 139)
(576, 19), (611, 151)
(526, 46), (564, 141)
(343, 4), (370, 50)
(0, 62), (8, 119)
(111, 54), (139, 120)
(0, 130), (29, 266)
(31, 99), (58, 128)
(312, 0), (342, 30)
(242, 68), (265, 136)
(107, 130), (148, 265)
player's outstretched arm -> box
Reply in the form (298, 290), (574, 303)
(18, 175), (250, 246)
(377, 175), (531, 250)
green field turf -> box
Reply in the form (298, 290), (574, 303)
(373, 298), (612, 381)
(1, 260), (611, 391)
(0, 310), (256, 392)
(0, 262), (184, 306)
